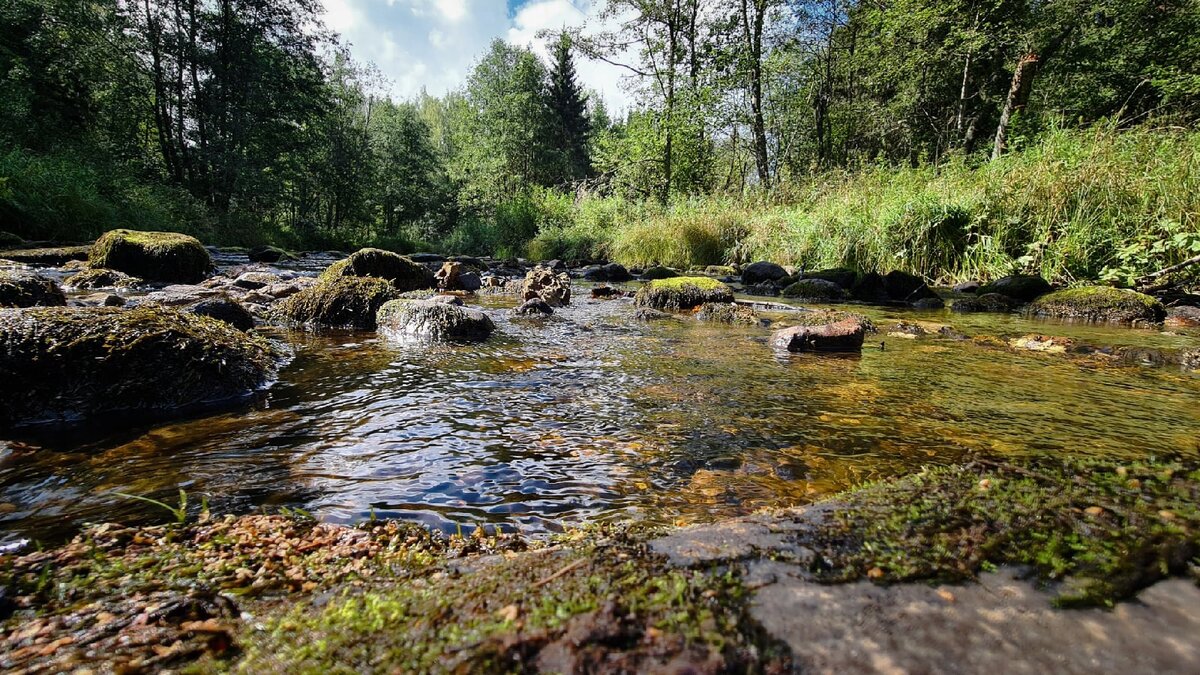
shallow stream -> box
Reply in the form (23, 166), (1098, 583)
(2, 260), (1199, 546)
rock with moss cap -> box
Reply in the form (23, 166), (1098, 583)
(0, 270), (67, 308)
(376, 300), (495, 342)
(274, 277), (401, 329)
(88, 230), (212, 283)
(696, 302), (762, 326)
(63, 267), (140, 290)
(634, 276), (734, 311)
(782, 278), (847, 302)
(0, 306), (277, 427)
(1029, 286), (1166, 324)
(320, 248), (434, 292)
(978, 275), (1052, 302)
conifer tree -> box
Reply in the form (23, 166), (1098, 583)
(546, 33), (592, 184)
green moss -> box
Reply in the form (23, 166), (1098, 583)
(0, 269), (66, 308)
(0, 306), (277, 427)
(319, 248), (434, 292)
(274, 277), (401, 329)
(787, 308), (875, 332)
(634, 276), (734, 311)
(0, 245), (91, 266)
(695, 302), (761, 325)
(88, 229), (212, 283)
(63, 267), (140, 289)
(787, 456), (1199, 607)
(1029, 286), (1166, 324)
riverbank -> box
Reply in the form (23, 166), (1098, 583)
(3, 455), (1197, 672)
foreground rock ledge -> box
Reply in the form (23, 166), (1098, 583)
(0, 306), (278, 427)
(2, 456), (1196, 673)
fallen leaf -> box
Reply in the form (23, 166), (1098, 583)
(867, 567), (884, 580)
(936, 588), (956, 603)
(1084, 506), (1104, 516)
(496, 604), (520, 623)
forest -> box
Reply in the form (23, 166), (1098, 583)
(2, 0), (1199, 283)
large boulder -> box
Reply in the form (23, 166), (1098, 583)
(848, 272), (889, 303)
(320, 248), (435, 292)
(0, 306), (277, 427)
(771, 316), (867, 353)
(803, 268), (858, 289)
(274, 277), (401, 329)
(376, 300), (495, 342)
(523, 266), (572, 306)
(88, 230), (212, 284)
(978, 275), (1052, 302)
(0, 270), (67, 308)
(634, 277), (734, 311)
(582, 263), (632, 283)
(1029, 286), (1166, 324)
(782, 278), (847, 302)
(741, 262), (789, 286)
(641, 266), (679, 280)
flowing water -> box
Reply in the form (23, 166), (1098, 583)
(2, 261), (1199, 546)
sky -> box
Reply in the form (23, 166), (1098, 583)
(321, 0), (633, 112)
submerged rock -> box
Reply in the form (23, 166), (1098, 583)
(741, 261), (788, 286)
(274, 277), (401, 329)
(377, 300), (495, 342)
(696, 302), (761, 326)
(634, 277), (734, 310)
(1165, 305), (1200, 328)
(0, 270), (67, 308)
(0, 306), (277, 427)
(782, 278), (847, 302)
(88, 230), (212, 284)
(951, 293), (1015, 313)
(978, 275), (1052, 302)
(513, 297), (554, 316)
(632, 307), (675, 322)
(320, 248), (435, 292)
(772, 318), (866, 353)
(523, 266), (572, 306)
(1029, 286), (1165, 324)
(0, 246), (91, 266)
(63, 267), (140, 290)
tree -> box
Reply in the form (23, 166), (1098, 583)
(545, 33), (593, 185)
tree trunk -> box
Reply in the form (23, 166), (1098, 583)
(742, 0), (770, 188)
(992, 53), (1039, 160)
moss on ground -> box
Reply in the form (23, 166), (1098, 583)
(319, 248), (434, 292)
(0, 306), (277, 426)
(0, 269), (66, 307)
(1029, 286), (1166, 324)
(635, 276), (734, 310)
(274, 277), (401, 329)
(88, 230), (212, 284)
(785, 456), (1200, 607)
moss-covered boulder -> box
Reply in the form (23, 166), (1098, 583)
(0, 306), (277, 427)
(978, 275), (1052, 302)
(782, 278), (848, 302)
(1029, 286), (1166, 324)
(63, 267), (140, 290)
(0, 270), (67, 308)
(696, 302), (761, 325)
(88, 230), (212, 284)
(951, 293), (1015, 314)
(320, 248), (434, 292)
(0, 246), (91, 266)
(641, 265), (679, 280)
(634, 277), (734, 310)
(376, 300), (495, 342)
(248, 245), (295, 263)
(274, 277), (401, 329)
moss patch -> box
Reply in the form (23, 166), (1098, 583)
(1029, 286), (1166, 324)
(0, 306), (277, 427)
(783, 456), (1199, 607)
(695, 302), (761, 325)
(0, 270), (66, 308)
(274, 277), (401, 329)
(635, 276), (734, 310)
(0, 245), (91, 266)
(320, 248), (434, 292)
(88, 230), (212, 284)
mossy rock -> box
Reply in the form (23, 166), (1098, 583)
(63, 267), (140, 290)
(803, 268), (858, 289)
(789, 309), (876, 333)
(782, 278), (848, 302)
(190, 295), (256, 331)
(978, 275), (1052, 302)
(376, 300), (495, 342)
(0, 246), (91, 266)
(741, 261), (788, 285)
(696, 302), (761, 326)
(320, 248), (434, 292)
(641, 265), (679, 280)
(274, 277), (401, 329)
(951, 293), (1015, 314)
(0, 306), (277, 427)
(88, 230), (212, 284)
(0, 270), (67, 308)
(1029, 286), (1166, 324)
(634, 276), (734, 310)
(248, 245), (295, 263)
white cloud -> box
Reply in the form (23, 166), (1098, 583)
(321, 0), (632, 112)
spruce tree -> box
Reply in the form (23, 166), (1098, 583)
(546, 33), (592, 184)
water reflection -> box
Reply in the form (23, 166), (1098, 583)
(2, 291), (1199, 545)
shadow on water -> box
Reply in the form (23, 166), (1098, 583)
(3, 288), (1199, 545)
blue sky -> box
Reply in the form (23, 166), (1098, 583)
(321, 0), (631, 110)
